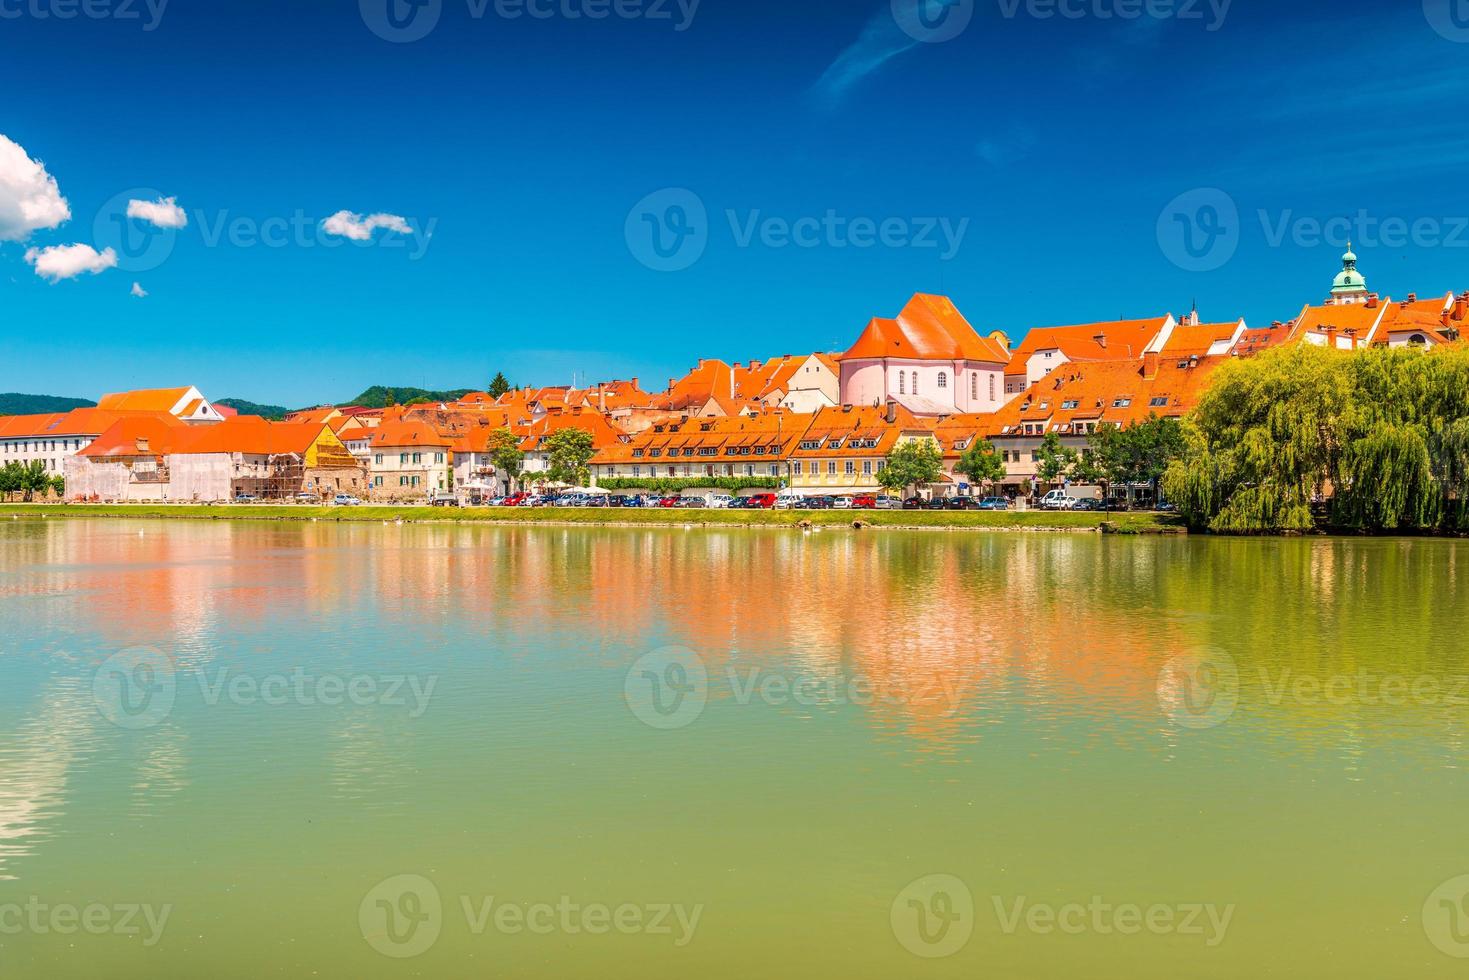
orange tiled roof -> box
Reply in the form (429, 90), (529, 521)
(594, 410), (813, 465)
(790, 404), (933, 459)
(1159, 320), (1245, 357)
(520, 407), (625, 452)
(363, 420), (454, 450)
(988, 355), (1224, 436)
(0, 407), (139, 440)
(174, 417), (327, 456)
(79, 415), (191, 458)
(843, 294), (1009, 364)
(1006, 316), (1170, 374)
(95, 387), (192, 413)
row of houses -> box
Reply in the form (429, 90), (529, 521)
(10, 248), (1465, 503)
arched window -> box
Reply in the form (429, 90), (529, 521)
(898, 372), (905, 395)
(937, 372), (948, 389)
(911, 371), (919, 394)
(970, 374), (977, 399)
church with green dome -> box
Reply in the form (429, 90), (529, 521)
(1328, 242), (1370, 305)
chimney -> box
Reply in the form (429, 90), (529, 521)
(1326, 326), (1339, 348)
(668, 378), (676, 392)
(1408, 292), (1417, 303)
(1094, 332), (1107, 349)
(598, 384), (607, 413)
(631, 377), (639, 390)
(1454, 298), (1467, 322)
(885, 400), (897, 423)
(1142, 351), (1159, 380)
(1366, 293), (1379, 309)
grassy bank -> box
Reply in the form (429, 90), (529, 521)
(0, 503), (1184, 534)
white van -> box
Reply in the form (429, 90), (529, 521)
(1040, 489), (1077, 510)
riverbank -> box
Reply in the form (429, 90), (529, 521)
(0, 503), (1184, 533)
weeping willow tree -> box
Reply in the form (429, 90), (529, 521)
(1163, 342), (1469, 534)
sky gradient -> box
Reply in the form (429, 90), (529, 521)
(3, 0), (1468, 406)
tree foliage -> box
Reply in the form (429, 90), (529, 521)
(954, 437), (1005, 491)
(0, 461), (54, 501)
(1162, 343), (1469, 534)
(878, 438), (943, 494)
(487, 373), (512, 399)
(543, 428), (597, 487)
(1035, 431), (1078, 485)
(486, 427), (524, 482)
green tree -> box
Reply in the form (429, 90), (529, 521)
(488, 372), (512, 399)
(0, 462), (21, 499)
(877, 438), (944, 496)
(486, 427), (524, 488)
(954, 437), (1005, 494)
(543, 428), (596, 487)
(1035, 431), (1078, 486)
(1085, 416), (1186, 503)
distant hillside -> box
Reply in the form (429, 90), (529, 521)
(0, 393), (96, 415)
(215, 397), (291, 421)
(345, 386), (475, 409)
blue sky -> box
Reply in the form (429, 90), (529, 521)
(3, 0), (1468, 407)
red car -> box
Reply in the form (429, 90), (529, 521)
(744, 493), (777, 509)
(656, 495), (683, 508)
(502, 493), (528, 507)
(851, 494), (877, 509)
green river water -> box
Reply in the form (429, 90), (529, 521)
(2, 518), (1469, 977)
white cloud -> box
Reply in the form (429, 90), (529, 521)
(24, 243), (118, 283)
(0, 133), (71, 242)
(126, 196), (187, 229)
(321, 210), (411, 241)
(131, 281), (148, 298)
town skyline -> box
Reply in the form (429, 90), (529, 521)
(5, 1), (1469, 405)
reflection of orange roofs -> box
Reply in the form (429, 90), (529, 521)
(844, 294), (1009, 363)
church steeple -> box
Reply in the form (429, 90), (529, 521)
(1329, 239), (1368, 305)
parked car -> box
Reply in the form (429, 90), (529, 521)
(234, 493), (258, 503)
(677, 496), (706, 508)
(977, 496), (1010, 511)
(794, 496), (829, 509)
(708, 494), (734, 509)
(744, 493), (778, 509)
(872, 495), (903, 510)
(829, 495), (855, 509)
(1040, 489), (1077, 510)
(520, 495), (546, 507)
(850, 494), (877, 509)
(944, 496), (982, 510)
(902, 496), (925, 510)
(333, 493), (362, 506)
(429, 494), (459, 507)
(656, 495), (682, 508)
(774, 492), (803, 510)
(296, 492), (321, 504)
